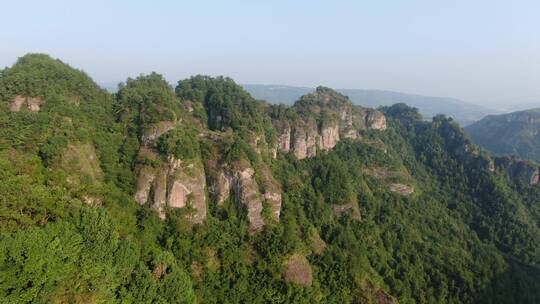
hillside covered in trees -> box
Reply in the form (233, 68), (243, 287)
(466, 108), (540, 163)
(2, 54), (540, 304)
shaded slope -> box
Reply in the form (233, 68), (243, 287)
(466, 108), (540, 162)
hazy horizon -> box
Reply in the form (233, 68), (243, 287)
(1, 0), (539, 107)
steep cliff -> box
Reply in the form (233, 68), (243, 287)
(204, 139), (282, 233)
(273, 86), (387, 159)
(133, 150), (207, 222)
(436, 116), (495, 172)
(496, 157), (540, 186)
(9, 95), (45, 112)
(116, 74), (209, 223)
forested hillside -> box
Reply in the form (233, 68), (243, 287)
(2, 54), (540, 304)
(466, 108), (540, 162)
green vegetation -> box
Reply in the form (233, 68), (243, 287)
(0, 53), (102, 101)
(176, 75), (275, 142)
(466, 108), (540, 162)
(1, 54), (540, 303)
(156, 127), (200, 160)
(115, 73), (180, 129)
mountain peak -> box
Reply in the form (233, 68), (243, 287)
(0, 53), (102, 107)
(293, 86), (353, 117)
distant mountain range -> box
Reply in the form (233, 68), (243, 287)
(466, 108), (540, 162)
(243, 84), (498, 126)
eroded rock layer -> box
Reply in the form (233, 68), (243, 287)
(274, 87), (387, 159)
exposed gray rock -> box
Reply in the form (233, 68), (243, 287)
(277, 125), (291, 153)
(232, 165), (265, 234)
(498, 158), (540, 186)
(167, 157), (207, 224)
(273, 88), (387, 159)
(141, 121), (177, 146)
(134, 150), (207, 222)
(260, 166), (282, 222)
(366, 111), (387, 130)
(134, 166), (157, 206)
(214, 170), (232, 206)
(319, 121), (340, 151)
(389, 183), (414, 196)
(207, 159), (282, 231)
(291, 127), (308, 160)
(10, 95), (45, 112)
(152, 170), (167, 219)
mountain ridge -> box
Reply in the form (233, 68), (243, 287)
(2, 54), (540, 303)
(466, 108), (540, 163)
(243, 84), (498, 126)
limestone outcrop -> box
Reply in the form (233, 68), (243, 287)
(452, 143), (495, 172)
(319, 121), (340, 152)
(291, 120), (318, 160)
(260, 166), (282, 222)
(141, 120), (178, 146)
(208, 160), (282, 234)
(232, 165), (265, 233)
(366, 111), (387, 130)
(134, 155), (207, 222)
(10, 95), (44, 112)
(497, 157), (540, 186)
(134, 123), (207, 222)
(168, 157), (207, 224)
(273, 87), (387, 160)
(389, 183), (415, 196)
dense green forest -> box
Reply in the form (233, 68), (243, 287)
(1, 54), (540, 304)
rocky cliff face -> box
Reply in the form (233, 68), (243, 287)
(207, 159), (282, 234)
(274, 87), (387, 160)
(434, 116), (540, 188)
(319, 121), (340, 151)
(9, 95), (44, 112)
(140, 120), (178, 146)
(438, 120), (495, 173)
(134, 152), (207, 222)
(496, 157), (540, 186)
(232, 165), (265, 233)
(453, 142), (495, 172)
(366, 111), (387, 130)
(167, 157), (207, 223)
(132, 85), (390, 229)
(260, 165), (282, 222)
(290, 120), (319, 160)
(134, 121), (207, 222)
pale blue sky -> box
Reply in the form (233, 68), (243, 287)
(1, 0), (539, 105)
